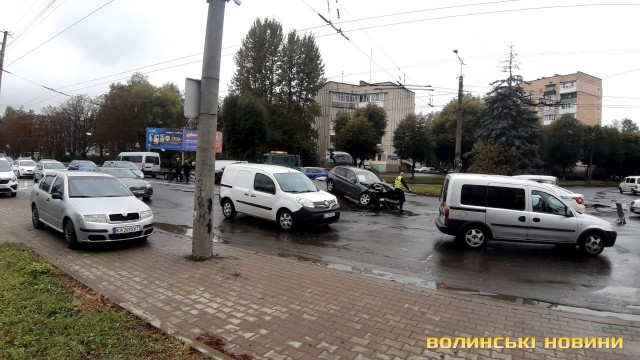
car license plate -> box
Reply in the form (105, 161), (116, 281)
(114, 225), (140, 234)
(323, 212), (335, 218)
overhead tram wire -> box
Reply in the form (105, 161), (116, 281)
(9, 0), (69, 50)
(9, 0), (58, 45)
(312, 3), (640, 38)
(6, 0), (115, 67)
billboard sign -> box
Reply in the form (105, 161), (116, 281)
(145, 127), (222, 153)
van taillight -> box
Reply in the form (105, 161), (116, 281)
(576, 197), (583, 205)
(444, 204), (450, 220)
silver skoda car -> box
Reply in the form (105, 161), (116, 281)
(30, 171), (154, 248)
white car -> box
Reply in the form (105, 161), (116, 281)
(630, 199), (640, 215)
(34, 160), (67, 183)
(0, 159), (18, 197)
(30, 171), (154, 249)
(13, 159), (37, 178)
(416, 167), (435, 174)
(549, 185), (585, 213)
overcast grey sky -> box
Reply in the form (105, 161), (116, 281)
(1, 0), (639, 126)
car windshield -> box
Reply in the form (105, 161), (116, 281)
(75, 160), (97, 167)
(0, 161), (10, 172)
(102, 168), (138, 179)
(68, 177), (132, 198)
(116, 161), (138, 170)
(43, 162), (66, 170)
(356, 171), (380, 184)
(274, 172), (317, 193)
(19, 160), (37, 166)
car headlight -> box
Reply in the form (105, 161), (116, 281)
(140, 210), (153, 219)
(146, 184), (152, 188)
(296, 197), (315, 208)
(11, 176), (17, 181)
(84, 214), (107, 223)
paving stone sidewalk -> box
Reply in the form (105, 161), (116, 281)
(1, 196), (639, 359)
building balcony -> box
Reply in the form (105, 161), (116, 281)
(559, 104), (577, 114)
(560, 83), (577, 94)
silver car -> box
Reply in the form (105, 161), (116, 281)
(34, 160), (67, 183)
(94, 167), (153, 199)
(102, 160), (145, 179)
(30, 171), (154, 249)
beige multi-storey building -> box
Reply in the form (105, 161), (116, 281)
(520, 71), (602, 126)
(314, 81), (415, 171)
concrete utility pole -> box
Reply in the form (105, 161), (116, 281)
(0, 31), (8, 103)
(453, 49), (464, 173)
(192, 0), (227, 260)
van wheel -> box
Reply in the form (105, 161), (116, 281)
(221, 199), (236, 219)
(459, 224), (488, 249)
(63, 220), (78, 249)
(619, 187), (623, 194)
(359, 192), (373, 206)
(633, 189), (638, 195)
(579, 231), (604, 256)
(327, 180), (335, 193)
(277, 209), (294, 231)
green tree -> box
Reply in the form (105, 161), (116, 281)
(231, 18), (283, 102)
(393, 113), (430, 178)
(430, 94), (485, 169)
(334, 104), (388, 166)
(220, 94), (268, 161)
(592, 126), (624, 177)
(472, 46), (542, 174)
(542, 114), (583, 179)
(620, 131), (640, 175)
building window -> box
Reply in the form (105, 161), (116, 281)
(561, 81), (576, 89)
(331, 92), (359, 103)
(561, 103), (576, 110)
(561, 92), (577, 100)
(543, 114), (555, 125)
(545, 84), (555, 91)
(359, 93), (385, 103)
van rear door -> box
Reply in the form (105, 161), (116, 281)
(485, 183), (528, 240)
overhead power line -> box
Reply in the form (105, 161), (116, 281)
(7, 0), (115, 67)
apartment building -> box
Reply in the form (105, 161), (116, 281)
(520, 71), (602, 126)
(314, 81), (415, 171)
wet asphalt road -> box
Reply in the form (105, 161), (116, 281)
(145, 178), (640, 319)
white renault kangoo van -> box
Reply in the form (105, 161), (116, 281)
(436, 173), (616, 256)
(619, 175), (640, 195)
(115, 152), (161, 177)
(220, 163), (340, 231)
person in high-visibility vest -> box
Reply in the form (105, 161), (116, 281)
(394, 171), (412, 212)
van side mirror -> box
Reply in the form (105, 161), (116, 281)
(265, 184), (275, 195)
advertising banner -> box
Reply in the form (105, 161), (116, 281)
(145, 128), (222, 153)
(145, 128), (183, 151)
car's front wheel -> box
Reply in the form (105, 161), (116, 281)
(327, 180), (335, 193)
(63, 220), (78, 249)
(579, 231), (604, 256)
(32, 206), (44, 229)
(221, 198), (236, 219)
(277, 209), (294, 231)
(619, 187), (624, 194)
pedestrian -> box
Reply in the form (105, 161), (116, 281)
(394, 171), (411, 212)
(173, 158), (182, 182)
(182, 160), (193, 184)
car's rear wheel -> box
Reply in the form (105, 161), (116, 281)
(327, 180), (335, 193)
(579, 231), (604, 256)
(359, 192), (373, 206)
(277, 209), (294, 231)
(64, 219), (78, 249)
(458, 224), (488, 249)
(31, 206), (44, 229)
(221, 198), (236, 219)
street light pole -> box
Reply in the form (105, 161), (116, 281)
(192, 0), (227, 260)
(453, 50), (464, 173)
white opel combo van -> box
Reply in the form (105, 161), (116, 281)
(435, 174), (616, 256)
(220, 163), (340, 231)
(115, 152), (161, 177)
